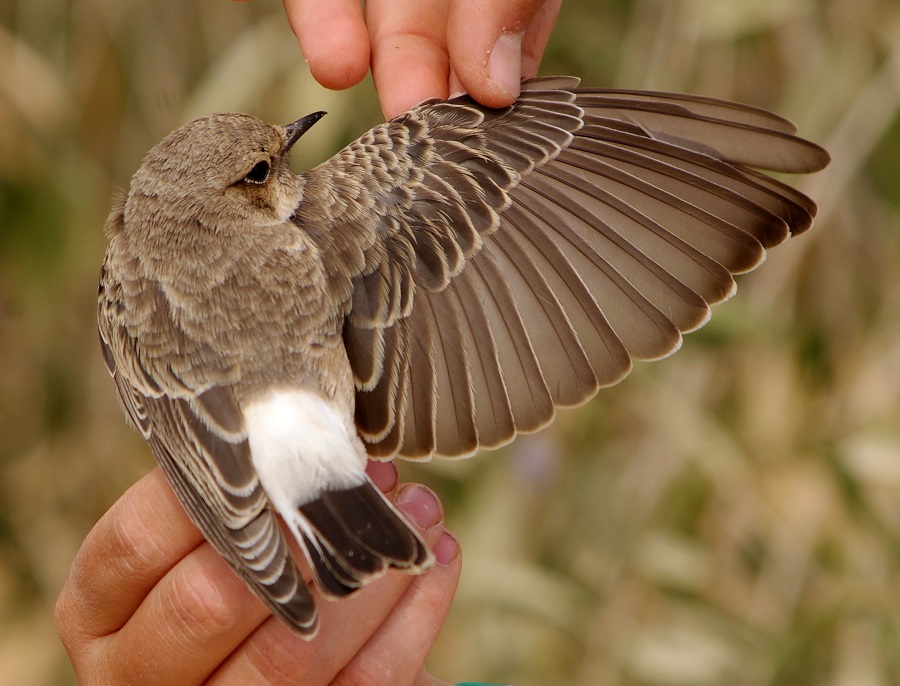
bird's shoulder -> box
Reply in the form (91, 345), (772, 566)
(98, 201), (243, 395)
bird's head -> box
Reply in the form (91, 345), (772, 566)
(126, 111), (325, 231)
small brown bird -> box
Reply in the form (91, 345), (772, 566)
(98, 77), (829, 637)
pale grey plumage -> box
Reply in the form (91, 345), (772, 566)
(98, 76), (829, 637)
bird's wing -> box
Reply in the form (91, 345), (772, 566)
(297, 76), (829, 460)
(97, 226), (319, 635)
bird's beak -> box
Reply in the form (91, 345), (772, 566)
(283, 111), (327, 151)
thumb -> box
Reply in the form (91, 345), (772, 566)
(446, 0), (559, 107)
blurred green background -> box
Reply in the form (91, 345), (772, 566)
(2, 0), (899, 684)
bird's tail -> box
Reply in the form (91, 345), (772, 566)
(292, 478), (434, 598)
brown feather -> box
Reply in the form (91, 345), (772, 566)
(294, 80), (829, 458)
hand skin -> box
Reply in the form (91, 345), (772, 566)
(269, 0), (562, 119)
(56, 461), (462, 686)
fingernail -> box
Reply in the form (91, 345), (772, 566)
(487, 31), (523, 99)
(396, 484), (443, 529)
(365, 460), (398, 492)
(434, 530), (459, 566)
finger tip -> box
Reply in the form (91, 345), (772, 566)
(451, 40), (524, 109)
(434, 531), (460, 567)
(292, 14), (370, 90)
(306, 48), (369, 91)
(365, 459), (398, 492)
(380, 85), (445, 120)
(381, 90), (439, 120)
(452, 81), (518, 110)
(395, 484), (444, 530)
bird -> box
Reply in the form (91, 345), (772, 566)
(98, 76), (830, 638)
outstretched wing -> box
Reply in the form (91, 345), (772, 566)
(97, 218), (318, 635)
(295, 76), (830, 460)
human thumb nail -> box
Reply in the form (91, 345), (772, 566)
(487, 31), (523, 99)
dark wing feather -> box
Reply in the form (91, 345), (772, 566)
(143, 391), (317, 634)
(298, 76), (829, 459)
(98, 225), (318, 636)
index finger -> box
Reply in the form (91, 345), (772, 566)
(281, 0), (371, 90)
(365, 0), (451, 119)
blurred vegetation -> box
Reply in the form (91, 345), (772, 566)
(1, 0), (899, 684)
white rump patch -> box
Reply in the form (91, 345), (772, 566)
(243, 388), (367, 512)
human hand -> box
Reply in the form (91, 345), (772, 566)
(56, 461), (461, 685)
(278, 0), (563, 119)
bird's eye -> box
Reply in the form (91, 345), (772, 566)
(244, 160), (271, 184)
